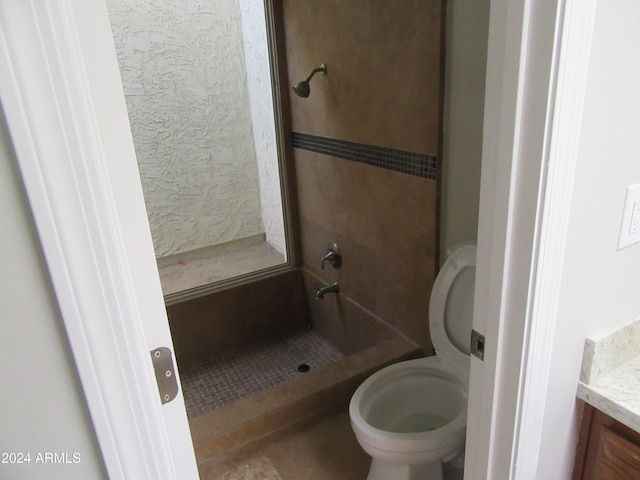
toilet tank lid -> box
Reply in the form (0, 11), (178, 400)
(429, 245), (477, 370)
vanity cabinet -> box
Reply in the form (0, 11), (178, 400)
(573, 404), (640, 479)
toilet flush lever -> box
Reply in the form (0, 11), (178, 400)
(471, 329), (485, 361)
(320, 243), (342, 270)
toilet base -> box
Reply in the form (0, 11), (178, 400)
(366, 458), (443, 480)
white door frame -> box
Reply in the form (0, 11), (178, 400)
(0, 1), (198, 478)
(0, 0), (598, 478)
(466, 0), (597, 478)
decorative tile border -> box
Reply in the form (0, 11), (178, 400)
(292, 132), (437, 180)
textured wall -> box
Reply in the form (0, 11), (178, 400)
(107, 0), (264, 258)
(239, 0), (286, 255)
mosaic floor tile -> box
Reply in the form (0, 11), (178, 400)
(180, 327), (344, 418)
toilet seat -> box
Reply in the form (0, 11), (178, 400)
(429, 245), (476, 371)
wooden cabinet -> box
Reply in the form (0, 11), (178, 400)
(574, 404), (640, 479)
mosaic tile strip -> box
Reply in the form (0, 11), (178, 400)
(292, 132), (437, 179)
(180, 327), (344, 418)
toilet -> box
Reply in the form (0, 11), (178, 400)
(349, 245), (476, 480)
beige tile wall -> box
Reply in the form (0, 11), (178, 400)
(167, 270), (308, 366)
(284, 0), (443, 352)
(284, 0), (442, 155)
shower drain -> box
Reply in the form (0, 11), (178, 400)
(297, 363), (311, 373)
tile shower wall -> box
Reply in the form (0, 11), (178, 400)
(283, 0), (443, 352)
(167, 270), (308, 366)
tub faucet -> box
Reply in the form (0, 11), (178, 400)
(316, 281), (340, 300)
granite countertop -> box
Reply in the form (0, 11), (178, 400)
(577, 319), (640, 432)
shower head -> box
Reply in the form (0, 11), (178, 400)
(293, 81), (311, 98)
(293, 63), (327, 98)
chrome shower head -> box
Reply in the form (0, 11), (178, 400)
(293, 63), (327, 98)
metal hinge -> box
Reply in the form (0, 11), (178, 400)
(150, 347), (178, 404)
(471, 329), (485, 361)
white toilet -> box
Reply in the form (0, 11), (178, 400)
(349, 245), (476, 480)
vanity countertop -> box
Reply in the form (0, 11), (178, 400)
(577, 319), (640, 432)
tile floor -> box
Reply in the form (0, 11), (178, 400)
(197, 402), (371, 480)
(187, 337), (422, 465)
(185, 333), (464, 479)
(197, 402), (465, 480)
(180, 327), (344, 417)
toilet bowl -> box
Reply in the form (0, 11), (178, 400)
(349, 245), (476, 480)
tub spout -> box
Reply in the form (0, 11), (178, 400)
(316, 281), (340, 300)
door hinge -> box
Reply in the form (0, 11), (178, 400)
(150, 347), (179, 404)
(471, 329), (485, 361)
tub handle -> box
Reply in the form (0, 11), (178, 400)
(320, 243), (342, 270)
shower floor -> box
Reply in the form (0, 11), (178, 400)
(180, 327), (344, 418)
(158, 241), (285, 296)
